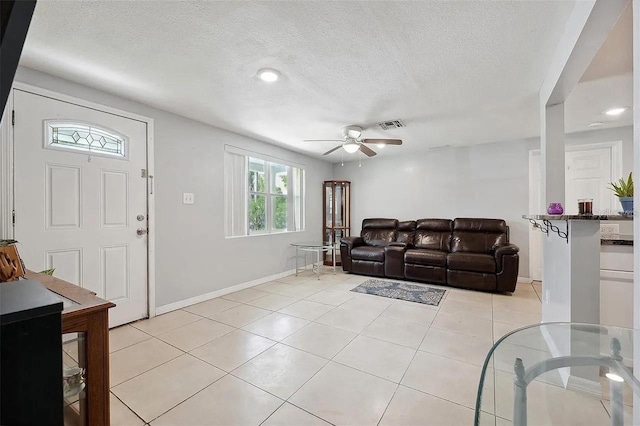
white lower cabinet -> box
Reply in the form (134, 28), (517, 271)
(600, 245), (634, 329)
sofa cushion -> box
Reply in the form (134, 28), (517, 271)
(451, 218), (507, 253)
(404, 249), (447, 267)
(362, 218), (398, 229)
(447, 252), (496, 273)
(414, 219), (452, 251)
(396, 220), (416, 244)
(351, 246), (385, 262)
(361, 218), (399, 247)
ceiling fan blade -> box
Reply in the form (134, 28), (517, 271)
(302, 139), (343, 143)
(359, 144), (377, 157)
(322, 145), (343, 155)
(362, 138), (403, 145)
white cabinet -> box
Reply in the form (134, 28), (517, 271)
(600, 245), (634, 328)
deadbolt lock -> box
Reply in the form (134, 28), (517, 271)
(137, 214), (145, 221)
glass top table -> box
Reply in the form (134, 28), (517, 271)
(476, 322), (639, 426)
(290, 242), (337, 279)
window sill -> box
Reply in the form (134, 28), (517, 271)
(224, 230), (307, 240)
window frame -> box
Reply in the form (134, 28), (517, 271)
(43, 119), (129, 160)
(224, 145), (306, 239)
(247, 156), (304, 236)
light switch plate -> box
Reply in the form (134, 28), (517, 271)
(183, 193), (195, 205)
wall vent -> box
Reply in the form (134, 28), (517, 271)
(376, 119), (405, 130)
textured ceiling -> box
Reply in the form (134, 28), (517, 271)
(19, 1), (627, 161)
(567, 4), (633, 131)
(580, 4), (632, 83)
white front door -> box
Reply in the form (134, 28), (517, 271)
(13, 89), (148, 327)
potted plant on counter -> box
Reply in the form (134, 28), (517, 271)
(608, 172), (634, 214)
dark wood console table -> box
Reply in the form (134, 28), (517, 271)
(26, 271), (115, 426)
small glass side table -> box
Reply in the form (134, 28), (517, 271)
(290, 242), (336, 280)
(475, 322), (640, 426)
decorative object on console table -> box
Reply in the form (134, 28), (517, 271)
(323, 180), (351, 266)
(547, 203), (564, 215)
(608, 172), (634, 214)
(0, 242), (25, 282)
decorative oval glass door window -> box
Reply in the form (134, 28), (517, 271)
(44, 120), (128, 159)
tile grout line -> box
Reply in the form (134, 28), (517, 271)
(138, 287), (346, 424)
(112, 272), (543, 425)
(110, 391), (147, 425)
(399, 381), (481, 413)
(142, 372), (231, 424)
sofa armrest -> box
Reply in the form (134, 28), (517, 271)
(494, 244), (519, 270)
(496, 244), (519, 292)
(494, 243), (519, 257)
(341, 236), (364, 249)
(340, 237), (364, 273)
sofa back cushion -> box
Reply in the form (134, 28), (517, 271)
(361, 218), (398, 247)
(451, 218), (507, 253)
(396, 221), (416, 244)
(414, 219), (452, 251)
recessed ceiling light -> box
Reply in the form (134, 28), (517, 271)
(605, 373), (624, 382)
(257, 68), (280, 82)
(587, 122), (603, 128)
(604, 107), (627, 116)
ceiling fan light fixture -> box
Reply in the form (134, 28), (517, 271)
(343, 141), (360, 154)
(376, 143), (385, 149)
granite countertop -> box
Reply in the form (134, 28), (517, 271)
(523, 214), (633, 221)
(601, 234), (633, 246)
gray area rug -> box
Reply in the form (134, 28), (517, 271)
(351, 278), (446, 306)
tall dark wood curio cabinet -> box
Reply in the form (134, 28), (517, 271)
(323, 180), (351, 265)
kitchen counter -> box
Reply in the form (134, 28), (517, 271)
(523, 214), (633, 221)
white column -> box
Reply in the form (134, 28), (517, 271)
(540, 102), (565, 209)
(632, 1), (640, 424)
(542, 219), (601, 393)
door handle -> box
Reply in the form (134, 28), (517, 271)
(136, 228), (147, 236)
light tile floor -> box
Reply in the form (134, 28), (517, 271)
(108, 272), (627, 425)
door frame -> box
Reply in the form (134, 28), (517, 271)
(528, 140), (623, 280)
(0, 82), (157, 319)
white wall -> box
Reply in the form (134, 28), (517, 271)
(14, 67), (333, 308)
(9, 67), (633, 299)
(333, 125), (633, 279)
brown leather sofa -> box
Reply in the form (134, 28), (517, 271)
(340, 218), (519, 293)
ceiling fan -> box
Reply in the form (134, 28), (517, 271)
(302, 125), (402, 157)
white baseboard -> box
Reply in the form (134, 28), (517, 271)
(155, 268), (298, 316)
